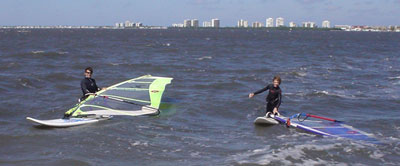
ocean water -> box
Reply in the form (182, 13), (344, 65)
(0, 29), (399, 166)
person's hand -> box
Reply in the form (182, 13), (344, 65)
(101, 87), (107, 90)
(249, 93), (254, 98)
(273, 107), (279, 115)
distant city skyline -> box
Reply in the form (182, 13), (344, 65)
(0, 0), (399, 26)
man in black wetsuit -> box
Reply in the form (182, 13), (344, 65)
(249, 75), (282, 116)
(64, 67), (104, 118)
(80, 67), (102, 102)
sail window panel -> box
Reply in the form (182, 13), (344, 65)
(80, 97), (143, 111)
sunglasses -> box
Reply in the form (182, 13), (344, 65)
(85, 71), (92, 74)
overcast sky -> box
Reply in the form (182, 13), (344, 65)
(0, 0), (399, 26)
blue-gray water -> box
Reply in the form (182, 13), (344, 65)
(0, 29), (399, 166)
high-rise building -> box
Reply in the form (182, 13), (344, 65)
(252, 22), (263, 28)
(266, 18), (274, 27)
(276, 17), (284, 27)
(388, 25), (395, 31)
(394, 25), (400, 31)
(191, 19), (199, 28)
(184, 19), (191, 27)
(311, 22), (316, 28)
(238, 19), (249, 28)
(302, 22), (316, 28)
(289, 22), (297, 27)
(211, 18), (220, 28)
(135, 22), (142, 27)
(125, 20), (133, 27)
(322, 20), (330, 28)
(203, 21), (212, 27)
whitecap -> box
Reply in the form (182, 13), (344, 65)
(196, 56), (212, 60)
(230, 143), (347, 166)
(312, 90), (356, 99)
(287, 71), (307, 77)
(190, 151), (200, 157)
(369, 151), (384, 159)
(130, 141), (149, 147)
(387, 136), (400, 142)
(297, 72), (307, 77)
(32, 50), (45, 54)
(110, 63), (121, 66)
(315, 90), (329, 95)
(388, 76), (400, 80)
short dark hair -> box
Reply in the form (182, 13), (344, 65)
(273, 75), (281, 84)
(85, 67), (93, 74)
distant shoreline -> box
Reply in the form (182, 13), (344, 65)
(0, 26), (339, 30)
(1, 26), (399, 32)
(168, 27), (341, 31)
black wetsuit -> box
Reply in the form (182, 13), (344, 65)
(254, 84), (282, 113)
(80, 78), (100, 101)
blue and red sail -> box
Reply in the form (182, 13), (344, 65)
(273, 113), (379, 144)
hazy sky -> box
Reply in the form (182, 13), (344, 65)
(0, 0), (399, 26)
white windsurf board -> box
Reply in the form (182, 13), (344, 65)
(254, 116), (279, 125)
(26, 116), (111, 127)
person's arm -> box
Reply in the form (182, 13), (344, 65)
(273, 90), (282, 114)
(93, 79), (107, 91)
(275, 90), (282, 108)
(249, 85), (270, 98)
(254, 85), (270, 95)
(93, 79), (100, 91)
(81, 79), (90, 94)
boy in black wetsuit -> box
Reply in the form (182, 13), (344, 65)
(64, 67), (104, 118)
(249, 76), (282, 116)
(80, 67), (101, 102)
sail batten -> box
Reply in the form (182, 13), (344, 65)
(109, 87), (148, 91)
(102, 94), (151, 104)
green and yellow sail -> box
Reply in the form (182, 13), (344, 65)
(65, 75), (173, 117)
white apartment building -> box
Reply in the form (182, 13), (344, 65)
(203, 21), (212, 27)
(302, 22), (316, 28)
(191, 19), (199, 28)
(276, 17), (284, 27)
(266, 18), (274, 27)
(322, 20), (330, 28)
(289, 22), (297, 27)
(238, 19), (249, 28)
(211, 18), (220, 28)
(184, 19), (191, 27)
(252, 22), (263, 28)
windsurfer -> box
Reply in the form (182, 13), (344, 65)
(80, 67), (105, 102)
(249, 75), (282, 116)
(63, 67), (105, 118)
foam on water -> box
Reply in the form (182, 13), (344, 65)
(230, 143), (349, 166)
(196, 56), (212, 60)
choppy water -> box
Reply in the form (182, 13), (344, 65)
(0, 29), (399, 166)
